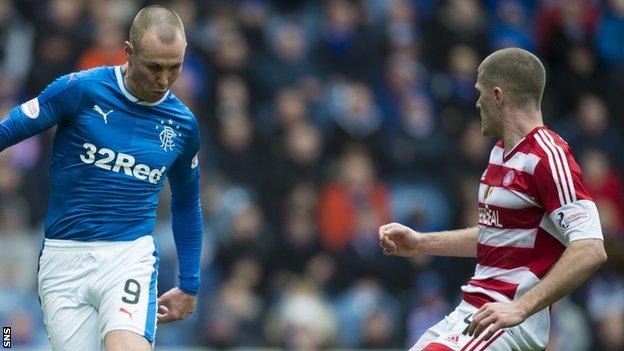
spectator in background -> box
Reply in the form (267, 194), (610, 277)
(586, 255), (624, 351)
(435, 44), (480, 124)
(77, 21), (126, 70)
(434, 46), (482, 139)
(199, 258), (265, 347)
(202, 17), (251, 129)
(25, 33), (77, 101)
(558, 94), (624, 172)
(547, 297), (592, 351)
(376, 50), (449, 179)
(316, 0), (380, 82)
(333, 278), (402, 348)
(302, 252), (338, 296)
(0, 0), (34, 88)
(405, 271), (451, 348)
(252, 20), (318, 102)
(551, 44), (604, 118)
(0, 300), (48, 347)
(169, 0), (211, 116)
(376, 48), (430, 129)
(326, 80), (384, 159)
(26, 0), (89, 96)
(317, 144), (413, 293)
(214, 74), (250, 120)
(382, 89), (448, 179)
(424, 0), (488, 70)
(263, 119), (324, 219)
(216, 111), (262, 188)
(238, 0), (270, 54)
(450, 119), (491, 183)
(265, 279), (337, 350)
(595, 0), (624, 128)
(595, 0), (624, 67)
(209, 22), (250, 78)
(535, 0), (600, 66)
(318, 145), (390, 253)
(258, 86), (324, 138)
(269, 182), (321, 276)
(580, 149), (624, 237)
(215, 199), (274, 273)
(381, 0), (423, 54)
(489, 0), (534, 51)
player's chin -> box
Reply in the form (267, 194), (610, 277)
(147, 90), (166, 102)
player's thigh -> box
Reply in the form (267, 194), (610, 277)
(39, 291), (101, 351)
(410, 309), (461, 351)
(410, 327), (442, 351)
(97, 236), (158, 344)
(38, 244), (102, 350)
(105, 330), (152, 351)
(419, 317), (522, 351)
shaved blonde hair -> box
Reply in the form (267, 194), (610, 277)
(478, 48), (546, 109)
(129, 5), (186, 53)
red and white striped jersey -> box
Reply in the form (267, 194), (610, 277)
(462, 126), (603, 308)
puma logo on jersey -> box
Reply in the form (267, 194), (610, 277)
(93, 104), (113, 124)
(118, 307), (135, 320)
(79, 143), (166, 184)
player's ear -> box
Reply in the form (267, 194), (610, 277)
(493, 87), (504, 105)
(123, 41), (133, 61)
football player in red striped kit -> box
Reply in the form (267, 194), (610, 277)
(379, 48), (606, 351)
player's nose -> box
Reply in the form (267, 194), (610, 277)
(156, 73), (169, 87)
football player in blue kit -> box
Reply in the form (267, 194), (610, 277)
(0, 5), (202, 351)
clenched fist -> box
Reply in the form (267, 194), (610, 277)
(378, 222), (423, 257)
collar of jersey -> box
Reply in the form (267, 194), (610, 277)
(502, 125), (547, 162)
(115, 65), (170, 106)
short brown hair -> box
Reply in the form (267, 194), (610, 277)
(478, 48), (546, 109)
(129, 5), (185, 52)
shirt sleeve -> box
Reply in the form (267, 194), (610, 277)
(532, 134), (603, 243)
(167, 117), (203, 295)
(0, 73), (82, 152)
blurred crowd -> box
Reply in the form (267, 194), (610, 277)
(0, 0), (623, 349)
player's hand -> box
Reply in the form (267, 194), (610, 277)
(468, 301), (528, 340)
(378, 222), (423, 257)
(156, 287), (196, 324)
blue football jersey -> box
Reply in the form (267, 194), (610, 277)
(0, 66), (201, 242)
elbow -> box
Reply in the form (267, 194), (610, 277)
(597, 245), (608, 266)
(573, 238), (608, 269)
(592, 241), (608, 268)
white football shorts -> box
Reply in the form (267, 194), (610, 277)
(410, 301), (549, 351)
(38, 235), (158, 350)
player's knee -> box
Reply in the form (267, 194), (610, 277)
(105, 330), (151, 351)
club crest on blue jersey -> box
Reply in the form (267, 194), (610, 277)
(156, 119), (182, 151)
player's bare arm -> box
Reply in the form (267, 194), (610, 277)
(378, 223), (478, 257)
(469, 238), (606, 340)
(156, 287), (196, 324)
